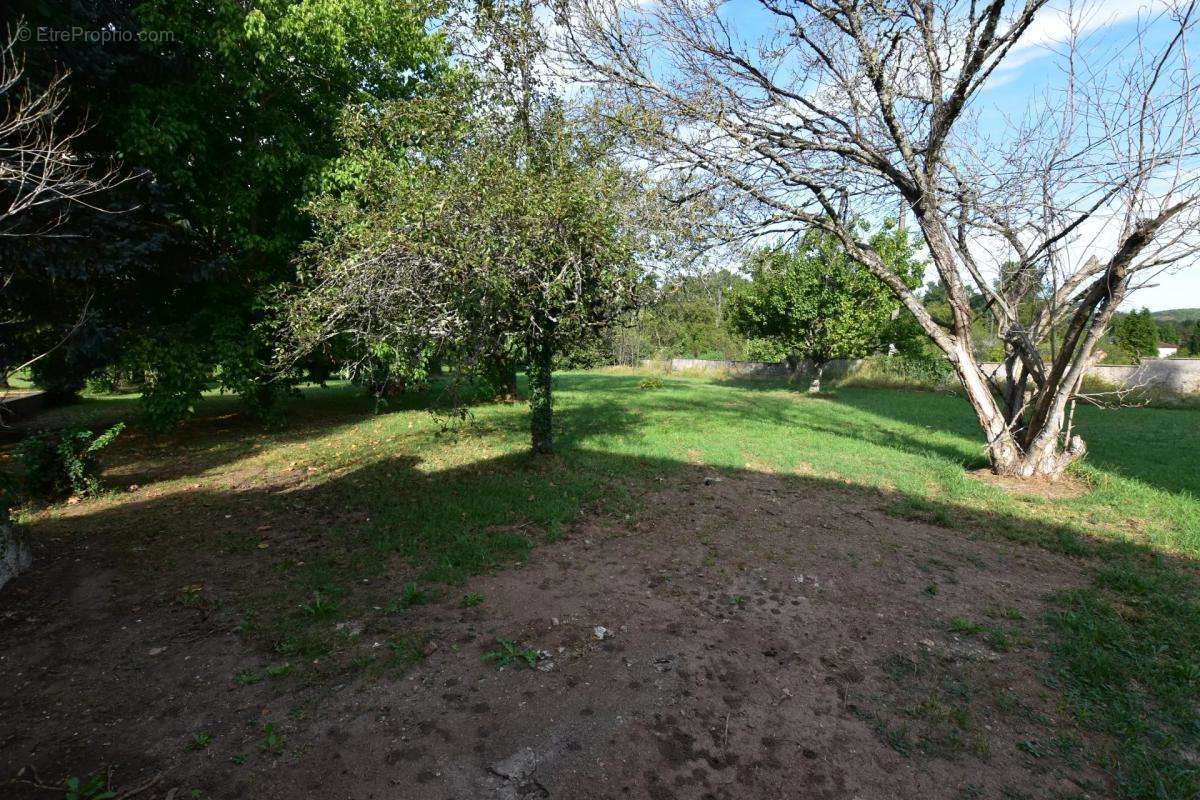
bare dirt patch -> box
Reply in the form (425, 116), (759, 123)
(2, 468), (1110, 799)
(968, 467), (1090, 500)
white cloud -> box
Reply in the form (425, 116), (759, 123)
(988, 0), (1167, 81)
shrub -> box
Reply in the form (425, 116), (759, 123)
(842, 353), (956, 391)
(17, 423), (126, 499)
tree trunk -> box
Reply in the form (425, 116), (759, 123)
(952, 346), (1086, 480)
(807, 361), (825, 393)
(527, 328), (555, 455)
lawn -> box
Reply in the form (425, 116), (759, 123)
(3, 370), (1199, 798)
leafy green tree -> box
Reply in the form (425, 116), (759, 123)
(1113, 309), (1160, 362)
(628, 271), (750, 361)
(7, 0), (448, 423)
(1184, 322), (1200, 356)
(286, 92), (646, 453)
(727, 225), (923, 391)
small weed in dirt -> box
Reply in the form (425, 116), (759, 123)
(265, 662), (292, 679)
(176, 584), (205, 607)
(401, 582), (430, 607)
(482, 638), (538, 669)
(923, 583), (939, 596)
(187, 732), (213, 752)
(231, 754), (248, 766)
(300, 590), (339, 619)
(461, 593), (485, 608)
(384, 582), (432, 613)
(260, 723), (285, 754)
(880, 652), (923, 682)
(385, 635), (429, 669)
(949, 618), (986, 635)
(234, 669), (263, 686)
(1016, 739), (1046, 759)
(275, 630), (333, 660)
(64, 774), (115, 800)
(946, 617), (1024, 653)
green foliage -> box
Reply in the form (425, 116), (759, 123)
(461, 593), (485, 607)
(625, 271), (750, 361)
(727, 225), (923, 367)
(6, 0), (451, 429)
(1186, 323), (1200, 357)
(29, 350), (89, 401)
(64, 775), (116, 800)
(188, 732), (213, 751)
(846, 354), (957, 390)
(17, 424), (125, 500)
(290, 90), (647, 452)
(1112, 309), (1160, 362)
(482, 638), (539, 669)
(259, 722), (285, 754)
(126, 0), (449, 270)
(743, 337), (789, 362)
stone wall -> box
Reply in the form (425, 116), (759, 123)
(641, 358), (860, 381)
(641, 357), (1200, 394)
(980, 359), (1200, 395)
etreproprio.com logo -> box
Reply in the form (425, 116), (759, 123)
(19, 26), (175, 44)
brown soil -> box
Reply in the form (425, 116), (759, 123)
(1, 469), (1110, 799)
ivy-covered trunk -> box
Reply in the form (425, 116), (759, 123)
(527, 326), (555, 455)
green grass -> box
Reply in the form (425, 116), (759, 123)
(17, 370), (1200, 797)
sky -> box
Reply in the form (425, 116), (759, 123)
(975, 0), (1200, 312)
(615, 0), (1200, 311)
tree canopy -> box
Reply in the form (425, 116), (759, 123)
(727, 226), (923, 389)
(285, 92), (647, 452)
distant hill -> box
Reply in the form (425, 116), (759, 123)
(1152, 308), (1200, 322)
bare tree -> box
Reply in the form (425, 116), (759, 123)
(0, 22), (125, 383)
(564, 0), (1200, 478)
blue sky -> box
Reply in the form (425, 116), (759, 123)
(974, 1), (1200, 311)
(694, 0), (1200, 311)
